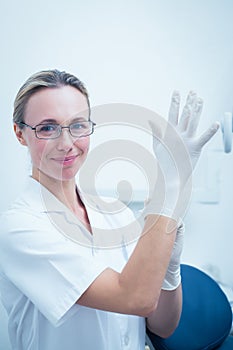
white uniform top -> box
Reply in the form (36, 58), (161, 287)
(0, 177), (145, 350)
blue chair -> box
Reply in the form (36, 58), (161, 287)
(147, 264), (233, 350)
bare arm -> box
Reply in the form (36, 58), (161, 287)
(77, 214), (177, 318)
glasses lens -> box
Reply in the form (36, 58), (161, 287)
(70, 121), (93, 137)
(36, 124), (60, 139)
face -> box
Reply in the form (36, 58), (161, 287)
(14, 86), (91, 185)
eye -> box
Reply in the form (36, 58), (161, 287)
(72, 122), (87, 129)
(37, 124), (57, 133)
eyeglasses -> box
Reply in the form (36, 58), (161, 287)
(16, 120), (96, 139)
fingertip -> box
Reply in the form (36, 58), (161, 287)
(189, 90), (196, 96)
(199, 123), (220, 147)
(193, 97), (204, 113)
(171, 90), (180, 103)
(196, 97), (203, 104)
(211, 121), (220, 131)
(187, 90), (198, 106)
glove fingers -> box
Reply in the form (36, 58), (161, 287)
(178, 104), (192, 132)
(186, 90), (197, 105)
(168, 90), (180, 126)
(197, 122), (220, 148)
(186, 97), (203, 137)
(178, 91), (197, 132)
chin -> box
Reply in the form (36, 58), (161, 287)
(34, 168), (76, 184)
(36, 158), (85, 183)
(54, 169), (78, 182)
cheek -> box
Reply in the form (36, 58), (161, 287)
(28, 139), (49, 165)
(75, 137), (90, 154)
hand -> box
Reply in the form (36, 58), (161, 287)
(167, 90), (219, 170)
(157, 91), (219, 290)
(145, 90), (220, 224)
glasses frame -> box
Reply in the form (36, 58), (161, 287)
(16, 120), (96, 140)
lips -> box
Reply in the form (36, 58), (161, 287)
(52, 154), (79, 165)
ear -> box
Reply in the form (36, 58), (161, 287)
(14, 123), (28, 146)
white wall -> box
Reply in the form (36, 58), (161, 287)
(1, 0), (233, 348)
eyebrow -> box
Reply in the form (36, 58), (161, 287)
(39, 119), (58, 124)
(38, 116), (88, 124)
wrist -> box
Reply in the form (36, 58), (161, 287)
(162, 222), (184, 290)
(162, 264), (181, 290)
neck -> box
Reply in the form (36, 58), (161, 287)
(32, 168), (78, 212)
(32, 168), (92, 233)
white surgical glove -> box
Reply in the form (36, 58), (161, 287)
(162, 222), (184, 290)
(144, 90), (219, 225)
(145, 91), (220, 290)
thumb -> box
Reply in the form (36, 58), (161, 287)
(197, 122), (220, 148)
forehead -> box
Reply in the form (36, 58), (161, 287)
(24, 86), (89, 124)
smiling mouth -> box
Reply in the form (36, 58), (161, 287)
(52, 155), (79, 164)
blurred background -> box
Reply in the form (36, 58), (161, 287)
(1, 0), (233, 348)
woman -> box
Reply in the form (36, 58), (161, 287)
(0, 69), (219, 349)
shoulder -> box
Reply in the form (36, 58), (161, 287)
(2, 177), (46, 215)
(0, 206), (42, 232)
(0, 179), (47, 235)
(0, 178), (56, 248)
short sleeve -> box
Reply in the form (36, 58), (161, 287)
(0, 210), (107, 326)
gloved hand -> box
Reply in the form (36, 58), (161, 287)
(145, 91), (220, 290)
(144, 90), (219, 225)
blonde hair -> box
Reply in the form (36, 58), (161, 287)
(13, 69), (90, 127)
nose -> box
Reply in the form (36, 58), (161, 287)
(55, 128), (74, 152)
